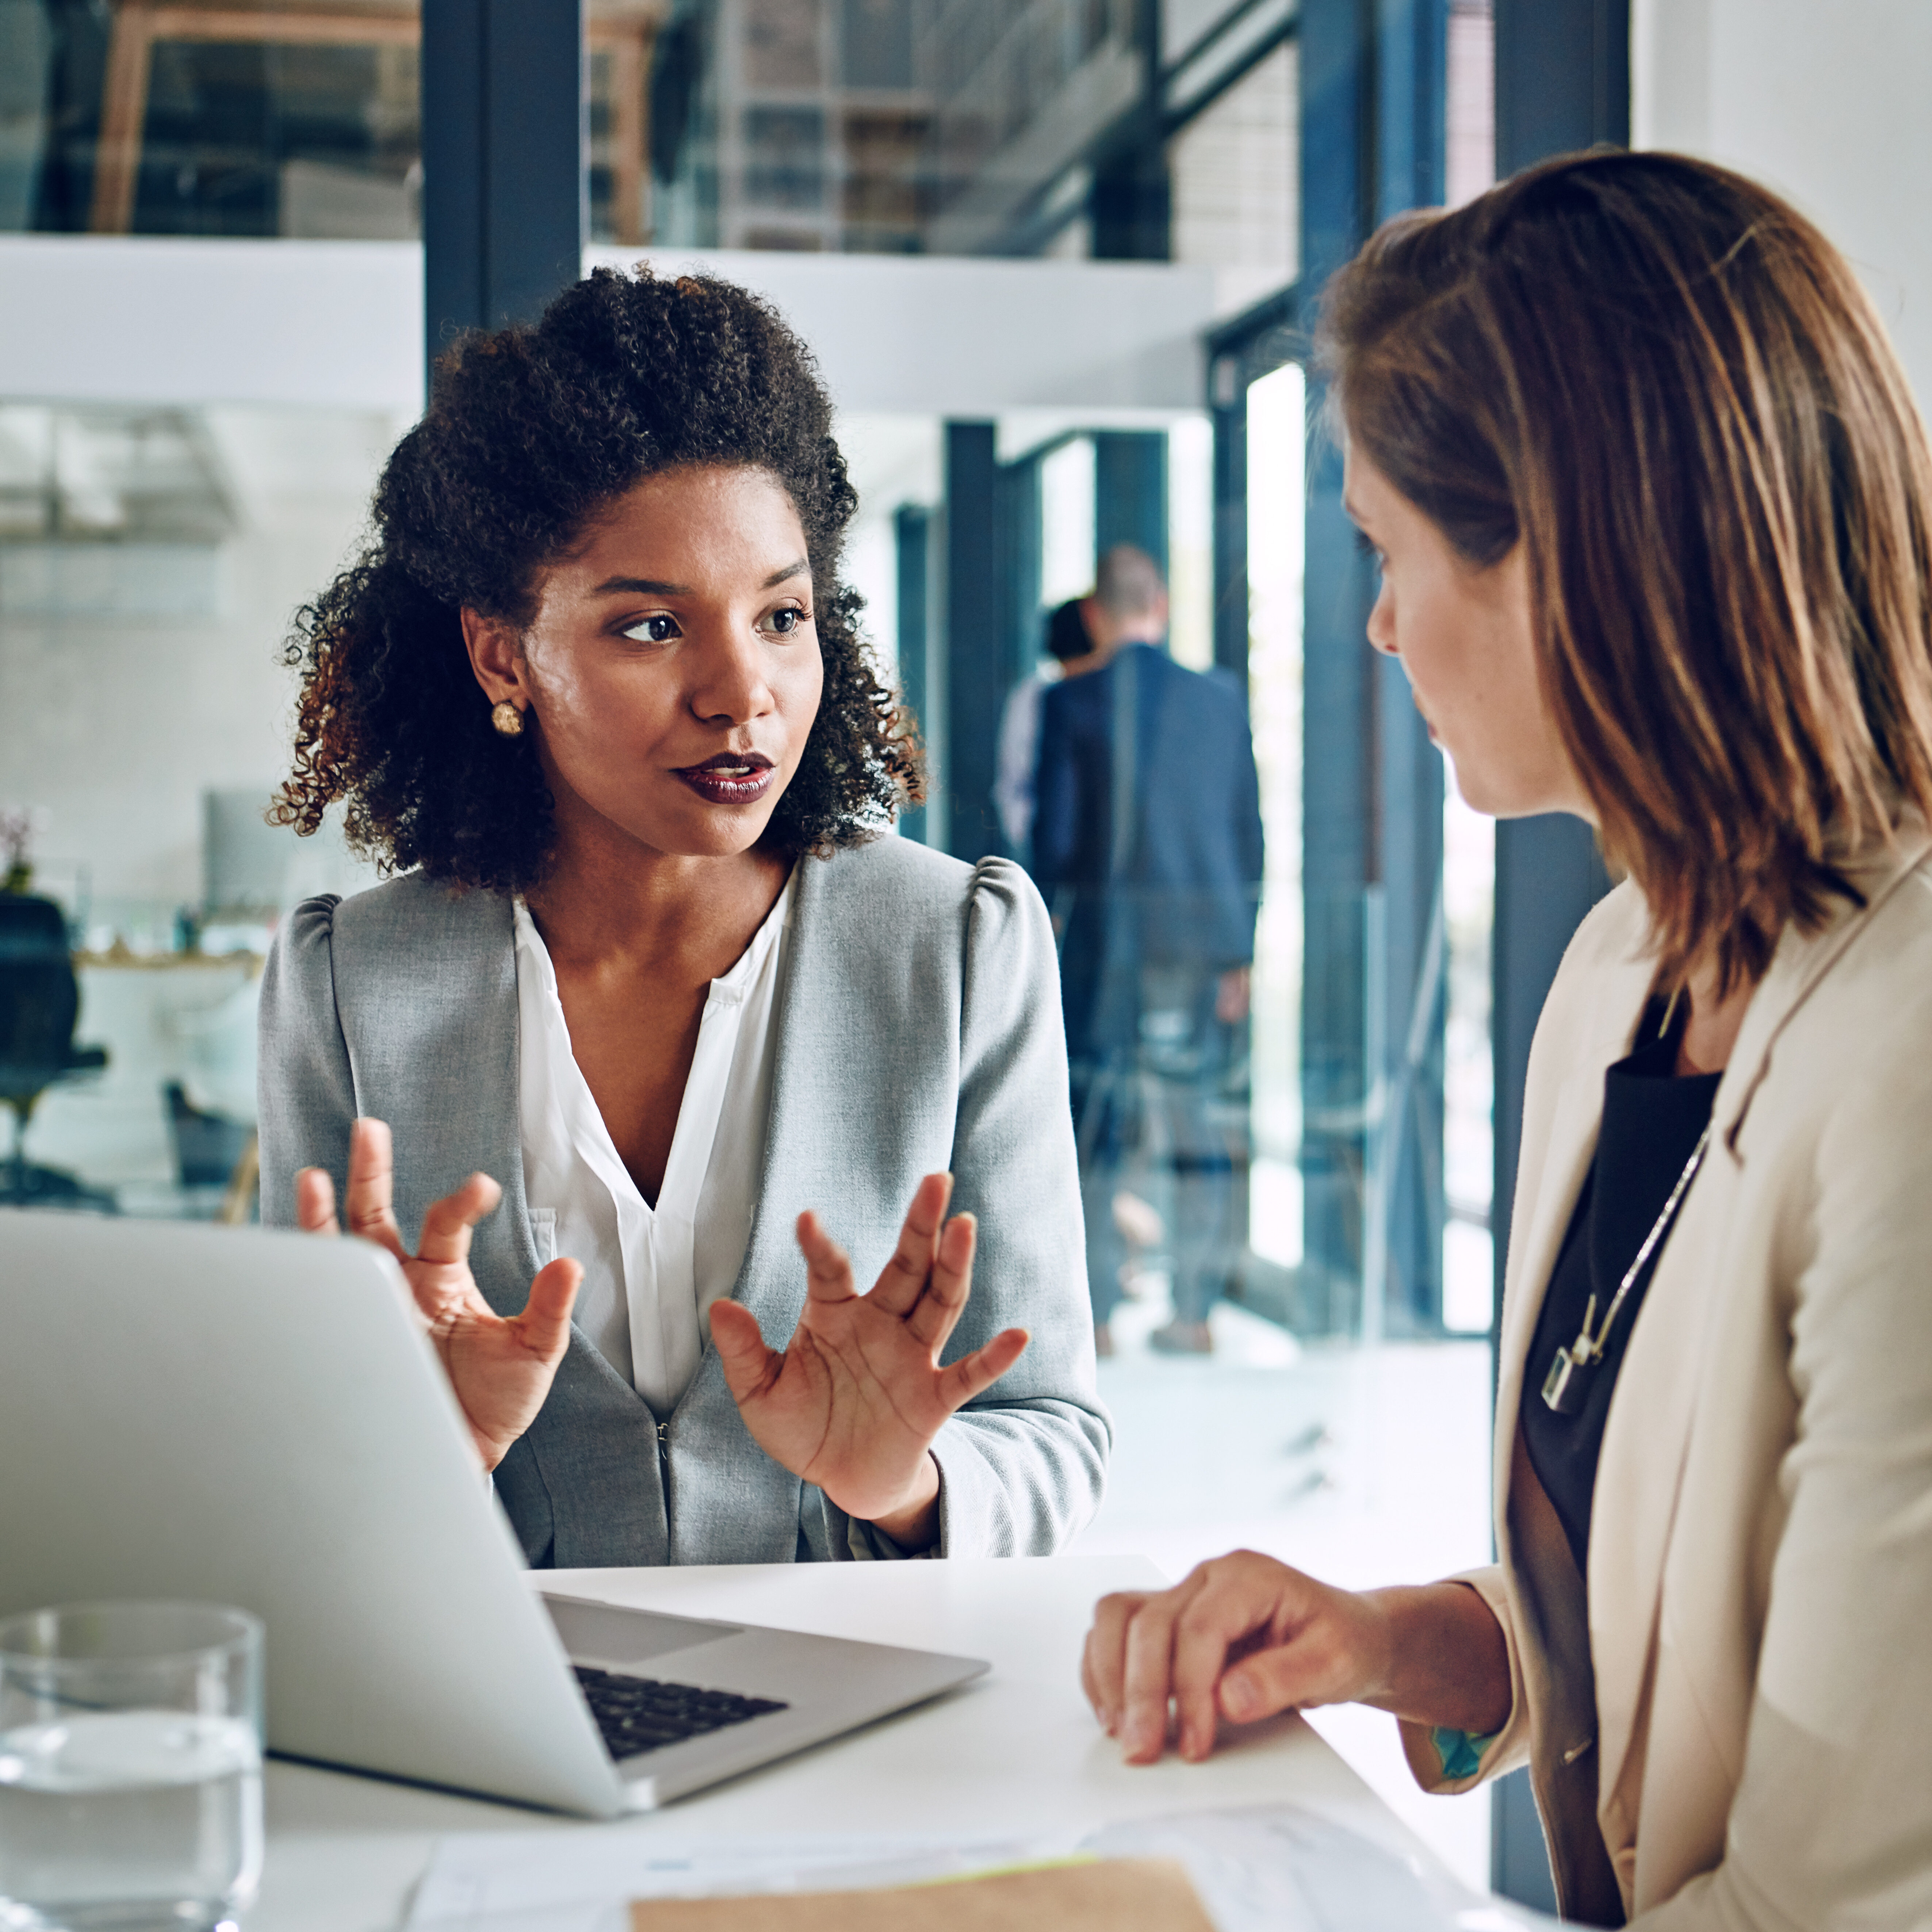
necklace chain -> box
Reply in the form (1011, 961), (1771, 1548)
(1541, 1122), (1712, 1415)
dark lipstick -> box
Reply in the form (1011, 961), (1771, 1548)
(674, 750), (776, 806)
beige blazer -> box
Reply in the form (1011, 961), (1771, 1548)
(1402, 825), (1932, 1928)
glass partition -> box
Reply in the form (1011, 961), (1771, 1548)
(7, 0), (1299, 258)
(10, 2), (421, 237)
(1, 0), (1502, 1879)
(998, 366), (1494, 1887)
(1243, 362), (1304, 1283)
(623, 0), (1296, 262)
(6, 1), (657, 243)
(0, 401), (395, 1216)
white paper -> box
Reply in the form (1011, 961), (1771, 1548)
(406, 1808), (1562, 1932)
(1079, 1807), (1562, 1932)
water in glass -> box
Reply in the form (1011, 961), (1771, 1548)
(0, 1604), (262, 1932)
(0, 1709), (261, 1932)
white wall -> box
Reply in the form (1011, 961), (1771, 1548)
(596, 247), (1231, 414)
(0, 237), (425, 413)
(1633, 0), (1932, 409)
(0, 236), (1243, 419)
(1, 408), (397, 908)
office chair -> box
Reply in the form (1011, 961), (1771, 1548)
(0, 893), (114, 1210)
(164, 1080), (259, 1223)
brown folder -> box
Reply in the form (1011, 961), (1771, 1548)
(629, 1856), (1217, 1932)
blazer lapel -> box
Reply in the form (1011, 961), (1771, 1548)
(337, 876), (533, 1300)
(1589, 818), (1932, 1821)
(721, 850), (905, 1342)
(1588, 1139), (1737, 1825)
(720, 858), (814, 1342)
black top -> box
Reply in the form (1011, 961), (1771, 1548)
(1521, 1004), (1721, 1581)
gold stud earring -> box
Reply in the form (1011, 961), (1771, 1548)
(490, 701), (525, 738)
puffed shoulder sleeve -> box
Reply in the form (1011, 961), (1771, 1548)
(256, 895), (355, 1228)
(929, 856), (1111, 1556)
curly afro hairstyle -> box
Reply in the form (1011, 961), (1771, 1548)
(273, 267), (922, 890)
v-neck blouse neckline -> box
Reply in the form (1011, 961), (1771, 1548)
(510, 875), (794, 1416)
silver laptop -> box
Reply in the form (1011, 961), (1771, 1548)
(0, 1210), (987, 1818)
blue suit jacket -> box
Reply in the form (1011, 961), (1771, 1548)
(1030, 644), (1264, 1057)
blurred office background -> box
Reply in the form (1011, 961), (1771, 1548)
(1, 0), (1926, 1901)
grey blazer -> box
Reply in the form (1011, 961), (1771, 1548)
(256, 834), (1109, 1568)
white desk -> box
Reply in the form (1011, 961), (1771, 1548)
(252, 1556), (1443, 1932)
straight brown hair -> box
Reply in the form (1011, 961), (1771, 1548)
(1319, 149), (1932, 994)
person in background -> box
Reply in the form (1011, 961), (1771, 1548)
(257, 267), (1107, 1571)
(992, 599), (1095, 857)
(1031, 544), (1264, 1358)
(1082, 152), (1932, 1929)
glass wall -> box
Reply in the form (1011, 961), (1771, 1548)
(1168, 38), (1294, 284)
(647, 0), (1142, 253)
(4, 0), (669, 245)
(4, 1), (421, 237)
(1441, 0), (1497, 1335)
(0, 401), (394, 1214)
(632, 0), (1296, 264)
(993, 374), (1492, 1887)
(1, 0), (1498, 1879)
(3, 0), (1302, 261)
(1243, 363), (1304, 1280)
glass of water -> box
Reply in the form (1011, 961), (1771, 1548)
(0, 1602), (264, 1932)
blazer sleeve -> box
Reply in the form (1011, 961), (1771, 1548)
(256, 895), (355, 1229)
(1396, 1562), (1534, 1794)
(927, 856), (1111, 1556)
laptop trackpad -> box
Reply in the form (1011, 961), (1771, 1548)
(543, 1595), (745, 1668)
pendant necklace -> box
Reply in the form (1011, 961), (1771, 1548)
(1541, 1122), (1709, 1414)
(1540, 979), (1711, 1422)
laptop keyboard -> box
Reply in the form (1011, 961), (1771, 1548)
(573, 1664), (790, 1760)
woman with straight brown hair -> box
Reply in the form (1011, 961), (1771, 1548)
(1080, 150), (1932, 1926)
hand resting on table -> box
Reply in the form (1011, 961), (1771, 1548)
(1082, 1550), (1511, 1765)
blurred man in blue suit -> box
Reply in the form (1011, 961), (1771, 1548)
(1031, 545), (1264, 1355)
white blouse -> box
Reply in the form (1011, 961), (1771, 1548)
(510, 875), (794, 1418)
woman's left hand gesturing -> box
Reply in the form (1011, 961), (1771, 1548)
(708, 1173), (1028, 1550)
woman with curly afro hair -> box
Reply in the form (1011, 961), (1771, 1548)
(257, 267), (1107, 1570)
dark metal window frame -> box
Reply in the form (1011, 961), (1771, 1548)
(1484, 4), (1628, 1912)
(936, 420), (1173, 865)
(988, 0), (1302, 260)
(421, 0), (586, 380)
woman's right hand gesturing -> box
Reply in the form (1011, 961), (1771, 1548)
(297, 1117), (580, 1473)
(1082, 1550), (1512, 1765)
